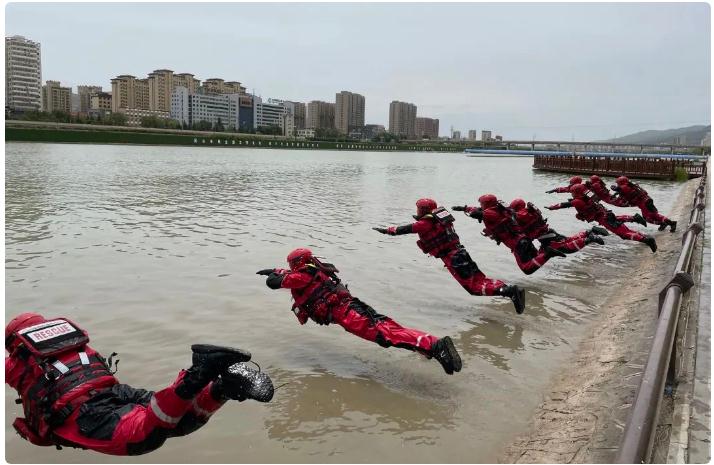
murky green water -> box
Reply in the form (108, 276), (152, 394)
(5, 143), (684, 463)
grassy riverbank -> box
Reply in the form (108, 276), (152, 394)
(5, 122), (466, 153)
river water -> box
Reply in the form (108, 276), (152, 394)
(4, 143), (685, 463)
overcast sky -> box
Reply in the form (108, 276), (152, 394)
(5, 2), (711, 139)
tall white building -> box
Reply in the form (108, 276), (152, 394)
(253, 97), (294, 136)
(6, 35), (42, 112)
(170, 86), (240, 129)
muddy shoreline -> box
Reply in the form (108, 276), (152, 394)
(500, 179), (700, 464)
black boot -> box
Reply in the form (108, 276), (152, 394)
(431, 337), (462, 375)
(643, 236), (657, 253)
(669, 220), (677, 232)
(211, 363), (274, 403)
(585, 233), (605, 245)
(658, 222), (667, 231)
(499, 285), (526, 314)
(545, 246), (567, 258)
(590, 226), (610, 236)
(633, 213), (647, 227)
(176, 345), (252, 399)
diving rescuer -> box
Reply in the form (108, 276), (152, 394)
(372, 198), (526, 314)
(5, 313), (273, 456)
(546, 184), (658, 252)
(257, 248), (462, 375)
(453, 194), (572, 275)
(612, 176), (677, 232)
(508, 198), (608, 254)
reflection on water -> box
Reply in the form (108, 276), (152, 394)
(264, 369), (454, 447)
(5, 143), (684, 463)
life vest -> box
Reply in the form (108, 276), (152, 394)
(573, 195), (607, 221)
(622, 182), (649, 205)
(589, 181), (612, 200)
(415, 208), (460, 257)
(7, 318), (118, 443)
(292, 267), (351, 325)
(517, 204), (549, 239)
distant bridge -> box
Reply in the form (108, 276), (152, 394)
(498, 140), (708, 154)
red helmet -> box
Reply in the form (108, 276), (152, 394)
(569, 176), (582, 185)
(590, 175), (601, 183)
(478, 194), (498, 209)
(416, 198), (437, 217)
(616, 176), (629, 185)
(6, 312), (46, 350)
(571, 184), (588, 198)
(287, 248), (314, 271)
(509, 198), (526, 211)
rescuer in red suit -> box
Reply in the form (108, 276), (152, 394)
(508, 198), (607, 254)
(372, 198), (526, 314)
(453, 194), (567, 275)
(546, 184), (658, 252)
(257, 248), (462, 374)
(545, 176), (583, 194)
(5, 313), (273, 456)
(584, 175), (629, 206)
(612, 176), (677, 232)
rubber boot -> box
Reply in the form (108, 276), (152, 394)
(590, 225), (610, 236)
(585, 233), (604, 245)
(499, 285), (526, 314)
(211, 363), (274, 402)
(642, 236), (658, 253)
(430, 336), (462, 375)
(659, 220), (677, 232)
(545, 246), (567, 258)
(633, 213), (647, 227)
(176, 345), (252, 399)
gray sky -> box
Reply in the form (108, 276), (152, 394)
(5, 2), (711, 139)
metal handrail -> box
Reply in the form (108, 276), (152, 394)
(616, 165), (707, 463)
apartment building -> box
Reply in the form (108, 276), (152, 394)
(42, 80), (71, 113)
(6, 35), (42, 112)
(307, 100), (335, 129)
(335, 90), (365, 134)
(388, 101), (417, 138)
(415, 117), (440, 139)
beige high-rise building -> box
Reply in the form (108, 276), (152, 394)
(6, 35), (42, 112)
(307, 100), (335, 129)
(90, 91), (112, 111)
(335, 90), (365, 134)
(148, 69), (174, 113)
(468, 130), (477, 140)
(416, 117), (440, 139)
(289, 101), (306, 129)
(203, 78), (246, 95)
(77, 85), (102, 113)
(389, 101), (417, 138)
(42, 80), (71, 113)
(111, 75), (150, 112)
(173, 73), (200, 94)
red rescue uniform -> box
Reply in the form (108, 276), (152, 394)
(513, 202), (592, 254)
(267, 266), (440, 354)
(383, 212), (507, 295)
(463, 204), (553, 275)
(615, 181), (671, 226)
(547, 196), (648, 243)
(6, 317), (226, 456)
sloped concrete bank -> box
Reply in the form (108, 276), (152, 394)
(500, 179), (701, 464)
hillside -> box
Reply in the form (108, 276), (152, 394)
(604, 125), (710, 145)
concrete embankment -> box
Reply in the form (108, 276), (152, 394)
(500, 179), (703, 464)
(5, 121), (465, 153)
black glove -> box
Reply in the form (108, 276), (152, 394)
(256, 269), (275, 276)
(451, 205), (466, 211)
(544, 206), (555, 210)
(372, 227), (388, 234)
(545, 189), (556, 194)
